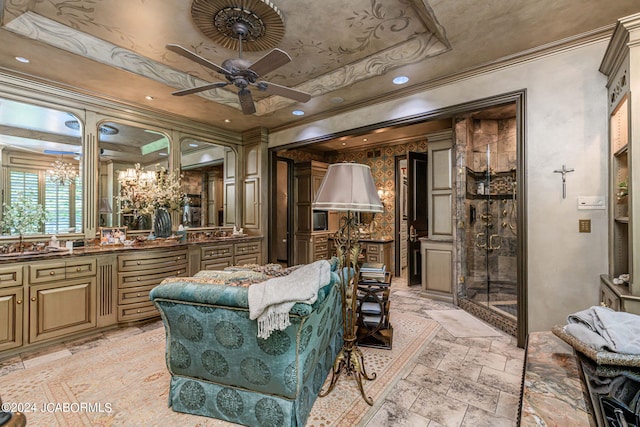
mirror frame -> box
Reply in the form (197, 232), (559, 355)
(0, 94), (87, 243)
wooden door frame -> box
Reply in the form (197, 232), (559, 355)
(394, 154), (406, 278)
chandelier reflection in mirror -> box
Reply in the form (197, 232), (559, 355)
(116, 163), (187, 217)
(47, 157), (78, 186)
(116, 164), (157, 216)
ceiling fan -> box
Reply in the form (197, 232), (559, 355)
(167, 22), (311, 115)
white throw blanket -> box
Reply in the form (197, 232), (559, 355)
(564, 306), (640, 354)
(248, 260), (331, 339)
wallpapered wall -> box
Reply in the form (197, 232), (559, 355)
(279, 139), (428, 240)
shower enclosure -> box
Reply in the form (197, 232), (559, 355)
(458, 113), (519, 334)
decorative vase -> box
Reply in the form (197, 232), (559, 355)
(153, 208), (172, 238)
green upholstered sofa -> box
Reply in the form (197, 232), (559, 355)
(149, 261), (343, 427)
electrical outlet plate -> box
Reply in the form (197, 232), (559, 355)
(579, 219), (591, 233)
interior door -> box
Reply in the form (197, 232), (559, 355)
(407, 151), (428, 285)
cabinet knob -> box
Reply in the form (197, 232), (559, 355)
(49, 271), (55, 276)
(16, 300), (22, 305)
(136, 277), (141, 281)
(76, 267), (81, 272)
(137, 293), (141, 297)
(137, 261), (141, 265)
(31, 297), (36, 301)
(137, 309), (141, 313)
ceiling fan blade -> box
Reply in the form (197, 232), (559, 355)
(238, 89), (256, 115)
(166, 44), (230, 75)
(258, 81), (311, 103)
(248, 48), (291, 76)
(171, 82), (229, 96)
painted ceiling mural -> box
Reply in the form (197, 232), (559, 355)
(1, 0), (449, 115)
(0, 0), (639, 131)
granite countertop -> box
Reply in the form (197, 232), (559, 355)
(520, 331), (595, 426)
(0, 234), (262, 263)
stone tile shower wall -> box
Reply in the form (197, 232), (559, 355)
(457, 117), (518, 300)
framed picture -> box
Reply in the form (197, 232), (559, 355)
(99, 226), (127, 245)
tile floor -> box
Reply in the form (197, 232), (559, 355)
(0, 278), (524, 427)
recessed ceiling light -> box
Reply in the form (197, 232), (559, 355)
(392, 76), (409, 85)
(15, 56), (29, 63)
(159, 152), (168, 156)
(330, 97), (344, 104)
(292, 110), (305, 116)
(188, 143), (198, 147)
(145, 95), (154, 100)
(363, 138), (368, 142)
(224, 119), (231, 123)
(341, 142), (347, 146)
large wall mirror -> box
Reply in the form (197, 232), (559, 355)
(98, 121), (170, 232)
(0, 97), (83, 237)
(180, 138), (234, 227)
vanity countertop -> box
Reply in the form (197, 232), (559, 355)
(0, 234), (262, 263)
(520, 331), (595, 426)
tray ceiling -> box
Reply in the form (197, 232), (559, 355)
(0, 0), (639, 135)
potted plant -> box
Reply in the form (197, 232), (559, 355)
(0, 192), (48, 252)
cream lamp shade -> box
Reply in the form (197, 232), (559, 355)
(312, 162), (383, 213)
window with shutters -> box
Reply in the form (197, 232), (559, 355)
(7, 168), (82, 234)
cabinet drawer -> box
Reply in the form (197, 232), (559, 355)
(29, 262), (67, 284)
(201, 244), (233, 259)
(65, 259), (96, 279)
(118, 250), (187, 271)
(118, 266), (188, 288)
(314, 242), (328, 252)
(0, 265), (23, 288)
(118, 284), (156, 305)
(118, 301), (158, 322)
(201, 258), (233, 271)
(235, 253), (261, 266)
(366, 244), (380, 254)
(366, 254), (381, 263)
(235, 241), (261, 256)
(314, 234), (328, 244)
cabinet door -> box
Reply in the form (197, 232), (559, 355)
(243, 177), (259, 229)
(29, 278), (96, 343)
(0, 287), (23, 352)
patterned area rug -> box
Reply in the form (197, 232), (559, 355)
(0, 312), (438, 427)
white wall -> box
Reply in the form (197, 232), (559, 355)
(270, 41), (610, 332)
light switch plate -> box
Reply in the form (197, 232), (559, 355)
(579, 219), (591, 233)
(577, 196), (605, 210)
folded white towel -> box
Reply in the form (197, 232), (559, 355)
(248, 260), (331, 339)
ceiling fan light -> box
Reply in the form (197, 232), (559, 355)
(292, 110), (305, 116)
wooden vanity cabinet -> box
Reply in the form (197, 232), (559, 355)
(117, 249), (188, 322)
(199, 238), (263, 270)
(201, 242), (234, 270)
(234, 239), (262, 265)
(28, 259), (97, 343)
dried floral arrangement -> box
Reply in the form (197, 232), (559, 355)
(116, 163), (188, 216)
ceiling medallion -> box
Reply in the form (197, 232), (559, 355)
(191, 0), (285, 52)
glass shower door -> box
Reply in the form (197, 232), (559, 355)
(467, 144), (518, 319)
